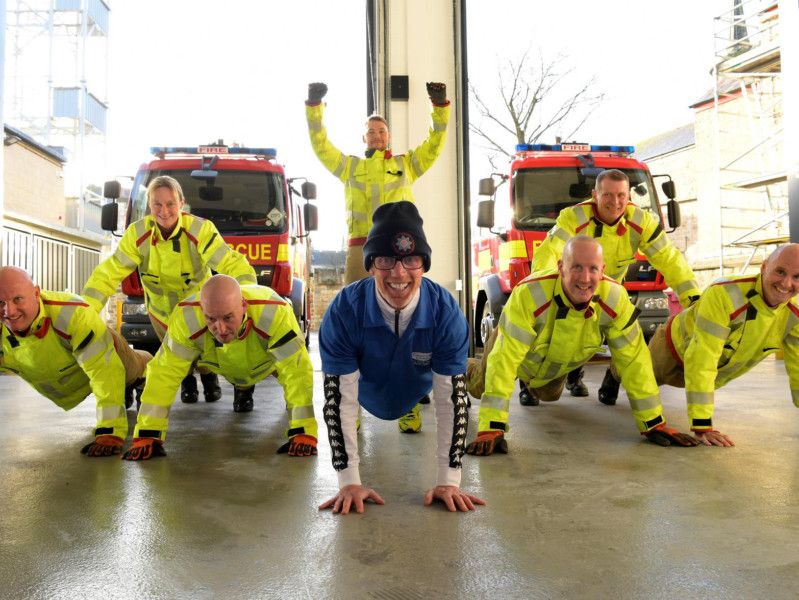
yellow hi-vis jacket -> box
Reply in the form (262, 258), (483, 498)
(135, 285), (316, 441)
(0, 291), (128, 438)
(305, 100), (449, 242)
(479, 270), (665, 433)
(532, 201), (700, 306)
(666, 274), (799, 431)
(82, 213), (256, 326)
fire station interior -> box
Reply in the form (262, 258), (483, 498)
(3, 2), (799, 599)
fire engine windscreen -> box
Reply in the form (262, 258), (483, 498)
(511, 168), (659, 231)
(131, 170), (287, 234)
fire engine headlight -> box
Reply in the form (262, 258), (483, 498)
(642, 297), (669, 311)
(122, 303), (149, 316)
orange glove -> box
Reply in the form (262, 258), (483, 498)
(643, 423), (699, 447)
(465, 430), (508, 456)
(80, 434), (124, 457)
(277, 434), (317, 457)
(121, 438), (167, 461)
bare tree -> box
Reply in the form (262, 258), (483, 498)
(470, 50), (605, 168)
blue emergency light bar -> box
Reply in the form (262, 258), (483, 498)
(150, 146), (277, 158)
(515, 143), (635, 154)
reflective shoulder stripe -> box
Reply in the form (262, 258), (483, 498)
(600, 280), (623, 314)
(208, 244), (230, 267)
(186, 216), (204, 242)
(551, 227), (571, 242)
(498, 311), (534, 346)
(46, 298), (85, 332)
(573, 206), (590, 229)
(179, 303), (205, 339)
(628, 206), (646, 227)
(714, 280), (749, 318)
(254, 302), (280, 334)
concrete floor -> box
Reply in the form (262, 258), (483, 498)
(1, 335), (799, 599)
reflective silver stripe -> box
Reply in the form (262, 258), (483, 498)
(349, 181), (366, 192)
(348, 209), (368, 222)
(686, 391), (714, 405)
(526, 281), (549, 308)
(432, 121), (447, 132)
(498, 312), (534, 346)
(208, 244), (230, 268)
(518, 363), (535, 382)
(307, 120), (322, 132)
(182, 305), (204, 337)
(629, 207), (645, 226)
(792, 389), (799, 406)
(165, 335), (199, 361)
(289, 404), (315, 421)
(542, 362), (562, 380)
(75, 332), (112, 363)
(607, 326), (638, 350)
(628, 395), (661, 412)
(410, 153), (423, 178)
(383, 180), (406, 193)
(255, 303), (278, 334)
(82, 287), (106, 303)
(603, 284), (622, 314)
(721, 282), (745, 309)
(480, 395), (508, 411)
(696, 315), (729, 340)
(138, 403), (170, 420)
(54, 304), (79, 331)
(525, 347), (546, 364)
(97, 405), (126, 421)
(167, 292), (181, 313)
(146, 282), (165, 295)
(187, 218), (204, 239)
(133, 220), (148, 237)
(370, 184), (380, 215)
(552, 227), (570, 243)
(112, 247), (138, 270)
(784, 334), (799, 346)
(271, 337), (303, 363)
(236, 273), (257, 285)
(645, 234), (668, 254)
(674, 279), (698, 296)
(574, 206), (589, 228)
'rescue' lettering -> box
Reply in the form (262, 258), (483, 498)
(228, 242), (274, 262)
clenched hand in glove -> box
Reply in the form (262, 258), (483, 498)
(307, 82), (328, 104)
(81, 434), (124, 457)
(122, 438), (167, 461)
(465, 430), (508, 456)
(426, 82), (447, 104)
(277, 434), (317, 457)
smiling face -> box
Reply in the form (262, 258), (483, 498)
(0, 267), (41, 334)
(558, 237), (605, 306)
(761, 244), (799, 307)
(363, 117), (390, 152)
(593, 176), (630, 225)
(200, 275), (247, 344)
(148, 185), (184, 235)
(371, 258), (423, 309)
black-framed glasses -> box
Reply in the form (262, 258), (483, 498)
(373, 255), (424, 270)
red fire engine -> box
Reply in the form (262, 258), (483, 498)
(100, 142), (317, 351)
(472, 142), (682, 349)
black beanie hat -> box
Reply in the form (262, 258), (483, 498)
(363, 201), (431, 272)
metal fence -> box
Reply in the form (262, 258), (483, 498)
(2, 227), (100, 292)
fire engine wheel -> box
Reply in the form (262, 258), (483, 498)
(479, 301), (494, 348)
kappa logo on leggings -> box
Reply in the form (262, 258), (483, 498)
(411, 352), (432, 367)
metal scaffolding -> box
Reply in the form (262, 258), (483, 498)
(713, 0), (786, 273)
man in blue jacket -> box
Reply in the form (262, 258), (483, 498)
(319, 201), (485, 515)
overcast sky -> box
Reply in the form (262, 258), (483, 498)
(105, 0), (731, 249)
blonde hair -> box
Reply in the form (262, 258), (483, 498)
(147, 175), (185, 204)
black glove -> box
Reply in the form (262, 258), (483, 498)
(465, 431), (508, 456)
(307, 82), (328, 104)
(644, 424), (699, 447)
(121, 438), (167, 461)
(426, 82), (447, 104)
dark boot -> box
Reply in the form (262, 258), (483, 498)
(519, 381), (540, 406)
(419, 394), (431, 405)
(200, 372), (222, 403)
(598, 368), (620, 406)
(565, 367), (589, 397)
(180, 374), (199, 404)
(233, 386), (254, 413)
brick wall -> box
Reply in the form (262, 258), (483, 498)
(310, 267), (345, 330)
(5, 143), (66, 225)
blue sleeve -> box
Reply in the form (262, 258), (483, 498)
(319, 290), (361, 375)
(431, 291), (469, 375)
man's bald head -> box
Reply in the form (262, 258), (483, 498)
(200, 275), (247, 344)
(761, 243), (799, 307)
(558, 236), (605, 307)
(0, 267), (41, 334)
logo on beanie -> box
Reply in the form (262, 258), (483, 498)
(392, 232), (415, 255)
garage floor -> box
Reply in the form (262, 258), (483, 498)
(1, 335), (798, 599)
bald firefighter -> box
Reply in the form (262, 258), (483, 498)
(122, 275), (317, 460)
(0, 267), (151, 456)
(466, 237), (697, 456)
(649, 243), (799, 447)
(468, 169), (700, 406)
